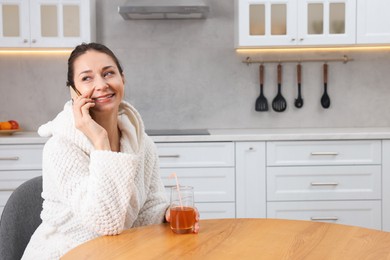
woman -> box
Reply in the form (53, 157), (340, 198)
(22, 43), (198, 260)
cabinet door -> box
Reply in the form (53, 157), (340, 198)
(196, 202), (236, 219)
(157, 142), (234, 168)
(267, 200), (381, 230)
(235, 0), (298, 47)
(235, 142), (266, 218)
(267, 140), (381, 166)
(382, 140), (390, 232)
(298, 0), (356, 45)
(160, 168), (235, 203)
(267, 165), (381, 201)
(357, 0), (390, 44)
(29, 0), (94, 47)
(0, 0), (30, 47)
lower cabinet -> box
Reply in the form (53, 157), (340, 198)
(0, 144), (44, 215)
(157, 142), (236, 219)
(236, 140), (384, 231)
(3, 136), (390, 231)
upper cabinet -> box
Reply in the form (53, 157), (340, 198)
(235, 0), (389, 48)
(356, 0), (390, 44)
(0, 0), (95, 48)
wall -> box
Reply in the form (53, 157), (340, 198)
(1, 0), (390, 131)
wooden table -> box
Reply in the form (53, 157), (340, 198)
(62, 218), (390, 259)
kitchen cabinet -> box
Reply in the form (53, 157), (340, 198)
(356, 0), (390, 44)
(266, 140), (382, 230)
(0, 0), (95, 48)
(382, 140), (390, 231)
(235, 142), (266, 218)
(235, 0), (356, 47)
(157, 142), (236, 220)
(4, 131), (390, 231)
(0, 143), (43, 215)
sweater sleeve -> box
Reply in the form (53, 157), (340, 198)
(132, 151), (169, 227)
(42, 136), (141, 236)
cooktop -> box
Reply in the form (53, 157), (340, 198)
(145, 129), (210, 136)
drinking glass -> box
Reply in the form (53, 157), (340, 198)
(170, 186), (196, 234)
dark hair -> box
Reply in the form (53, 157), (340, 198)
(66, 42), (123, 88)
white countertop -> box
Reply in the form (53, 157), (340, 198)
(3, 127), (390, 144)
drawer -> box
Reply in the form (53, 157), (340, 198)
(267, 200), (381, 230)
(0, 170), (42, 191)
(0, 144), (44, 170)
(267, 140), (381, 166)
(267, 165), (381, 201)
(195, 202), (235, 219)
(156, 142), (234, 168)
(160, 168), (235, 202)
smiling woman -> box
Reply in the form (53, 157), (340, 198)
(20, 43), (179, 260)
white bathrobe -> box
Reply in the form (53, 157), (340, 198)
(22, 101), (169, 259)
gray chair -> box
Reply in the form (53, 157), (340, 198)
(0, 176), (43, 260)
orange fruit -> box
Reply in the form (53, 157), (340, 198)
(0, 121), (12, 130)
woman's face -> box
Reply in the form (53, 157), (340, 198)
(72, 50), (124, 113)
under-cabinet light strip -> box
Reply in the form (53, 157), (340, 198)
(236, 46), (390, 53)
(243, 55), (353, 64)
(0, 49), (72, 55)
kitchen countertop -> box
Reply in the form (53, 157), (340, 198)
(2, 127), (390, 144)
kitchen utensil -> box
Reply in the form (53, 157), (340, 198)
(255, 64), (268, 111)
(294, 64), (303, 108)
(321, 63), (331, 109)
(272, 64), (287, 112)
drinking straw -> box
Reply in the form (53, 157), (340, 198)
(169, 172), (183, 209)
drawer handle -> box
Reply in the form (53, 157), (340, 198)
(310, 152), (339, 156)
(311, 216), (339, 221)
(0, 156), (20, 161)
(310, 182), (339, 186)
(164, 185), (177, 189)
(159, 155), (180, 158)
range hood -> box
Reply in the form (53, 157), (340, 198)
(118, 0), (209, 20)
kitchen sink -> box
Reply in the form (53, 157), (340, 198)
(145, 129), (210, 136)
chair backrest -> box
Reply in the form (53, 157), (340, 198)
(0, 176), (43, 260)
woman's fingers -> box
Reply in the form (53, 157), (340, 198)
(193, 207), (200, 234)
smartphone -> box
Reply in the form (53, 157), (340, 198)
(70, 86), (81, 99)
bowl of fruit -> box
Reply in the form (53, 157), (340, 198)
(0, 120), (21, 135)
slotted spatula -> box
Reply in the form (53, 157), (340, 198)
(255, 64), (268, 111)
(272, 64), (287, 112)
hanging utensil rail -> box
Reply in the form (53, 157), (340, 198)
(243, 55), (353, 65)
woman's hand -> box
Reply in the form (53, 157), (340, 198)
(72, 87), (110, 150)
(165, 207), (200, 234)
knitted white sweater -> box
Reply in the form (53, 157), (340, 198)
(22, 101), (169, 260)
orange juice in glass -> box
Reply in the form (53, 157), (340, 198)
(170, 186), (195, 234)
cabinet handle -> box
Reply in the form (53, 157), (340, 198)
(310, 182), (339, 186)
(248, 147), (255, 151)
(164, 185), (177, 189)
(291, 38), (296, 42)
(299, 38), (304, 41)
(311, 216), (339, 221)
(310, 152), (339, 156)
(0, 189), (15, 191)
(159, 155), (180, 158)
(32, 39), (36, 43)
(23, 39), (28, 43)
(0, 156), (20, 161)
